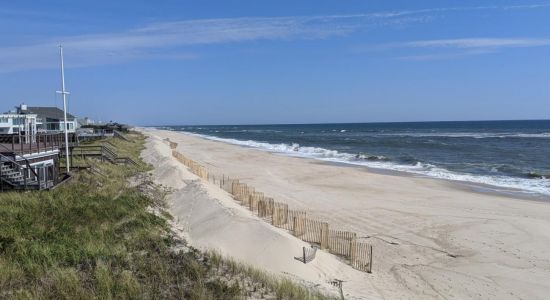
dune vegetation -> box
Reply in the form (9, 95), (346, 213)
(0, 132), (333, 299)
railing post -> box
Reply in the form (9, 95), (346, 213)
(37, 167), (41, 190)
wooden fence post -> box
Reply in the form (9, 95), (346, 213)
(272, 205), (278, 226)
(368, 244), (373, 273)
(320, 222), (329, 250)
(349, 238), (357, 267)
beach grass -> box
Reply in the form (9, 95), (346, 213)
(0, 132), (334, 299)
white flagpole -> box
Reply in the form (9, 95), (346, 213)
(57, 45), (71, 173)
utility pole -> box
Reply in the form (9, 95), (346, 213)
(57, 45), (71, 173)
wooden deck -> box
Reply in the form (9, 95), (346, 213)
(0, 133), (77, 156)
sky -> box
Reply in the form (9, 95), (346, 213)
(1, 0), (549, 125)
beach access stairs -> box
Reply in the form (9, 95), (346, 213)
(0, 154), (49, 191)
(71, 144), (139, 166)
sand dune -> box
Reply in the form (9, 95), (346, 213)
(141, 128), (550, 299)
(141, 130), (375, 299)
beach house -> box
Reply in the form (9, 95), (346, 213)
(0, 104), (77, 191)
(0, 110), (38, 136)
(1, 104), (78, 134)
(16, 104), (78, 133)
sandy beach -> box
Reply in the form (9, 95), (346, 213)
(141, 128), (550, 299)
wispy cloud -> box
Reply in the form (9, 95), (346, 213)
(331, 2), (550, 19)
(395, 38), (550, 49)
(372, 38), (550, 60)
(0, 14), (420, 72)
(396, 49), (497, 61)
(1, 2), (549, 71)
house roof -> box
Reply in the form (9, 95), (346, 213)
(24, 107), (76, 120)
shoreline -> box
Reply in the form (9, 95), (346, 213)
(169, 128), (550, 201)
(329, 160), (550, 203)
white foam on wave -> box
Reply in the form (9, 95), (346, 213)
(182, 131), (550, 196)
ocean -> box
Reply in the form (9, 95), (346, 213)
(160, 120), (550, 197)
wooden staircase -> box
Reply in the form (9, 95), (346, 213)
(0, 154), (47, 191)
(70, 144), (139, 167)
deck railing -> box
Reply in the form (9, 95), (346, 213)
(0, 133), (77, 155)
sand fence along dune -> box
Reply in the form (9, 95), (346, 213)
(169, 140), (373, 273)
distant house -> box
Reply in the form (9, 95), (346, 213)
(16, 105), (78, 133)
(77, 117), (95, 127)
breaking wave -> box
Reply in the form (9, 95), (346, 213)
(183, 132), (550, 196)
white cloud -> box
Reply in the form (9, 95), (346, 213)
(333, 3), (550, 19)
(361, 38), (550, 61)
(1, 2), (549, 71)
(396, 49), (497, 61)
(399, 38), (550, 49)
(0, 14), (414, 72)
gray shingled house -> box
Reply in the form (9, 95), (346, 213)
(17, 105), (78, 133)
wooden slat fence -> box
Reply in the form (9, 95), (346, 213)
(283, 210), (305, 233)
(328, 230), (357, 257)
(164, 138), (178, 150)
(257, 197), (274, 219)
(248, 191), (263, 211)
(300, 219), (329, 249)
(351, 242), (373, 273)
(171, 149), (373, 273)
(271, 202), (289, 227)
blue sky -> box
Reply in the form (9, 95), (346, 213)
(1, 1), (549, 125)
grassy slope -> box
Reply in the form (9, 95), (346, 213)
(0, 132), (333, 300)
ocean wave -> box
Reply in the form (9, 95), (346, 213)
(153, 126), (175, 131)
(182, 131), (550, 196)
(375, 132), (550, 139)
(527, 172), (550, 179)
